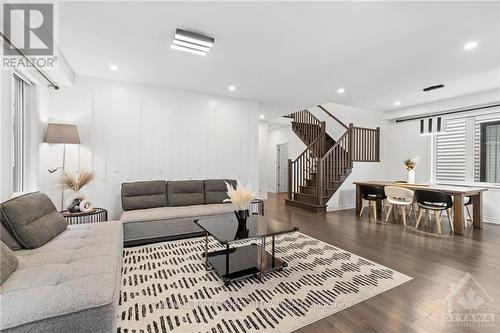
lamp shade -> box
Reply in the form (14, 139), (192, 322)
(44, 123), (80, 144)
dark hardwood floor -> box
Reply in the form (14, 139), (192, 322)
(264, 193), (500, 333)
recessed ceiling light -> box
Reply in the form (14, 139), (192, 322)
(337, 88), (345, 94)
(394, 100), (401, 106)
(109, 64), (118, 71)
(259, 115), (265, 119)
(228, 85), (236, 92)
(171, 28), (215, 56)
(463, 41), (478, 51)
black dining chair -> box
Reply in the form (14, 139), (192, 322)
(359, 185), (387, 220)
(464, 196), (473, 225)
(414, 190), (453, 234)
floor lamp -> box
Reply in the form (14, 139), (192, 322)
(44, 123), (81, 210)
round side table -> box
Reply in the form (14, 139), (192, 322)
(60, 208), (108, 225)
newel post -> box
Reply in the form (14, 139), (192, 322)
(348, 123), (354, 167)
(287, 159), (292, 200)
(321, 121), (326, 155)
(376, 127), (380, 162)
(317, 158), (323, 205)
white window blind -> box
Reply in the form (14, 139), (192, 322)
(436, 118), (467, 182)
(435, 108), (500, 184)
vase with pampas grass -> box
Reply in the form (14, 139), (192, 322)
(223, 181), (256, 223)
(59, 170), (95, 213)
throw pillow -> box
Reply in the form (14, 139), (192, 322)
(1, 192), (68, 249)
(0, 241), (18, 285)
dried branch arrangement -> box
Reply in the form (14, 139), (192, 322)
(223, 182), (256, 210)
(59, 170), (95, 191)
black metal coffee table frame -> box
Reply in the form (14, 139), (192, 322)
(195, 215), (298, 285)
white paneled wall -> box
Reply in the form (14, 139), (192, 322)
(40, 76), (260, 219)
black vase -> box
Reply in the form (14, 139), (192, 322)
(234, 209), (250, 240)
(234, 209), (249, 222)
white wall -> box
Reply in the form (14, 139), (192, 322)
(257, 122), (269, 199)
(265, 125), (304, 194)
(40, 75), (260, 219)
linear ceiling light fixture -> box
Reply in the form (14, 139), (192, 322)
(420, 84), (445, 136)
(171, 29), (215, 56)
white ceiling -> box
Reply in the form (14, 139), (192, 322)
(58, 1), (500, 116)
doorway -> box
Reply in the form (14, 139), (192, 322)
(276, 143), (289, 193)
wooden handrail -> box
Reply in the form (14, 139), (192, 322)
(320, 129), (349, 159)
(352, 125), (379, 131)
(291, 132), (323, 163)
(317, 105), (349, 129)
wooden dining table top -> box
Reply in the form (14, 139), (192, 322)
(353, 181), (488, 195)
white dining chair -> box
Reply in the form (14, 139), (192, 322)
(384, 186), (415, 226)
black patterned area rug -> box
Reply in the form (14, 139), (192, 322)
(117, 232), (411, 333)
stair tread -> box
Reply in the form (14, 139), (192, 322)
(299, 185), (339, 191)
(305, 178), (343, 183)
(284, 199), (327, 210)
(293, 192), (331, 199)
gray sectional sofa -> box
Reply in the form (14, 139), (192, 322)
(120, 179), (236, 246)
(0, 178), (237, 332)
(0, 192), (123, 333)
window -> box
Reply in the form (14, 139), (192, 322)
(435, 109), (500, 185)
(12, 75), (26, 193)
(480, 121), (500, 183)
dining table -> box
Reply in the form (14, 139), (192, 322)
(353, 181), (488, 235)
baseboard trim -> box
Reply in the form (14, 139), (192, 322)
(326, 204), (355, 212)
(484, 216), (500, 224)
(326, 206), (500, 225)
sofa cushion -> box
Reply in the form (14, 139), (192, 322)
(1, 241), (18, 285)
(167, 180), (205, 206)
(0, 192), (68, 249)
(189, 204), (235, 217)
(120, 204), (235, 223)
(0, 222), (123, 333)
(121, 180), (167, 211)
(204, 179), (237, 204)
(1, 220), (21, 250)
(121, 206), (194, 223)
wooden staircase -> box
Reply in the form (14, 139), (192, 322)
(284, 106), (380, 212)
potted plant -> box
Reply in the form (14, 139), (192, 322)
(224, 181), (256, 222)
(59, 170), (96, 213)
(403, 158), (416, 184)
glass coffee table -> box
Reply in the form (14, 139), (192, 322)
(194, 213), (298, 285)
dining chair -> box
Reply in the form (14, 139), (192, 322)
(464, 196), (473, 225)
(384, 186), (415, 226)
(414, 190), (453, 234)
(359, 185), (386, 220)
